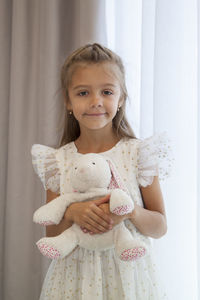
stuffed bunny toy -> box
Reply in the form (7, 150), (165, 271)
(33, 153), (147, 261)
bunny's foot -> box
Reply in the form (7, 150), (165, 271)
(36, 227), (78, 259)
(120, 247), (146, 261)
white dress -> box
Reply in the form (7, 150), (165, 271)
(31, 133), (173, 300)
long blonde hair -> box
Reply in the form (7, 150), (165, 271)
(59, 43), (136, 146)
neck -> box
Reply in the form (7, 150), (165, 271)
(74, 127), (120, 154)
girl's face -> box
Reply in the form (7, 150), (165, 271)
(67, 63), (123, 132)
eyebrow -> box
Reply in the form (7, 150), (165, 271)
(72, 84), (117, 90)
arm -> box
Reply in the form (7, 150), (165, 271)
(45, 190), (113, 237)
(129, 176), (167, 238)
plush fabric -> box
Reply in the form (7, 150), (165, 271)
(33, 153), (147, 261)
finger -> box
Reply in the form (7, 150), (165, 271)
(85, 203), (113, 228)
(84, 216), (112, 233)
(80, 226), (89, 233)
(81, 206), (112, 232)
(89, 211), (113, 230)
(91, 204), (113, 225)
(83, 222), (104, 234)
(94, 194), (110, 206)
(84, 202), (113, 226)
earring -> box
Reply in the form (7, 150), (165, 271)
(117, 106), (120, 112)
(68, 111), (72, 115)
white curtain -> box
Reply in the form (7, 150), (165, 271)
(106, 0), (199, 299)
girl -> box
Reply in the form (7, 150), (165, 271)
(32, 43), (172, 299)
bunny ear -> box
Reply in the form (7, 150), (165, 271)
(106, 159), (128, 193)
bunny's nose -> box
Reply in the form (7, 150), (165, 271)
(79, 168), (84, 173)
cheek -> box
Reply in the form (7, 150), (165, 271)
(72, 102), (86, 118)
(69, 99), (79, 110)
(107, 101), (118, 113)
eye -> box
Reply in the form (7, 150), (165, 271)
(74, 167), (77, 170)
(78, 91), (88, 96)
(103, 90), (113, 96)
(92, 162), (96, 165)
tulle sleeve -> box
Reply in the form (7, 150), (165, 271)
(136, 132), (173, 187)
(31, 144), (60, 194)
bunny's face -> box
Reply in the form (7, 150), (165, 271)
(70, 154), (111, 192)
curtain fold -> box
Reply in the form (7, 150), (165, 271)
(141, 1), (198, 299)
(0, 0), (12, 296)
(152, 2), (198, 299)
(106, 0), (142, 136)
(197, 0), (200, 298)
(0, 1), (107, 299)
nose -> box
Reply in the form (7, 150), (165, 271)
(90, 93), (103, 108)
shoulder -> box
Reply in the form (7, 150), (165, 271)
(115, 138), (140, 164)
(107, 138), (140, 170)
(31, 143), (62, 193)
(136, 132), (174, 187)
(118, 137), (140, 153)
(31, 143), (58, 156)
(56, 141), (76, 155)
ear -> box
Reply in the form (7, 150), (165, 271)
(118, 91), (125, 108)
(65, 99), (72, 110)
(106, 159), (128, 192)
(62, 89), (72, 111)
(118, 97), (124, 108)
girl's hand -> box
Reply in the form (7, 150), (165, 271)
(64, 195), (113, 234)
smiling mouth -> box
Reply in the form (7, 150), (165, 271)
(84, 113), (106, 116)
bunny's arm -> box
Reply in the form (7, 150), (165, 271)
(109, 189), (134, 215)
(33, 190), (107, 225)
(33, 194), (73, 225)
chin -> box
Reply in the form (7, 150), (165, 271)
(87, 125), (107, 131)
(82, 121), (112, 130)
